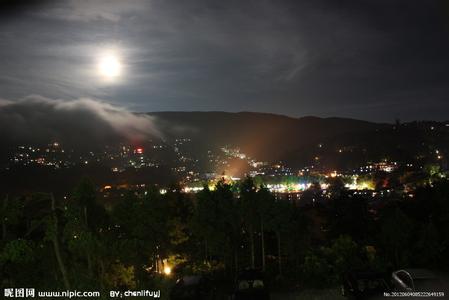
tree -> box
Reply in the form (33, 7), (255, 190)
(1, 193), (71, 288)
(70, 178), (97, 278)
(255, 186), (274, 272)
(215, 180), (242, 275)
(65, 179), (109, 286)
(239, 177), (258, 269)
(1, 194), (23, 241)
(191, 186), (213, 262)
(265, 196), (292, 276)
(328, 192), (373, 243)
(326, 177), (347, 200)
(302, 235), (361, 287)
(379, 204), (412, 268)
(48, 194), (71, 289)
(326, 235), (360, 281)
(412, 221), (440, 267)
(112, 188), (169, 283)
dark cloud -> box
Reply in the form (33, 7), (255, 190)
(0, 0), (448, 122)
(0, 0), (51, 19)
(0, 95), (160, 147)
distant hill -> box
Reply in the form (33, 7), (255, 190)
(0, 110), (386, 166)
(149, 111), (388, 161)
(1, 110), (447, 171)
(149, 112), (449, 169)
(1, 111), (448, 195)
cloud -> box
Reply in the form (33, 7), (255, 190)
(0, 95), (160, 148)
(34, 0), (145, 23)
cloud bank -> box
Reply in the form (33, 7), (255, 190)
(0, 95), (160, 147)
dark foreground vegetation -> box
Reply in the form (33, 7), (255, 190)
(2, 177), (449, 298)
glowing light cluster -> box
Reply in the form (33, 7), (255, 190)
(266, 183), (312, 193)
(182, 186), (204, 193)
(345, 176), (375, 190)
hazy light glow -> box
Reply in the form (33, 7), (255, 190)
(97, 53), (122, 79)
(163, 266), (172, 276)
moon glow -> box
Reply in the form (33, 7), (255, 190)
(98, 54), (122, 79)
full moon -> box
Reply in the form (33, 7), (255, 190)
(98, 54), (121, 79)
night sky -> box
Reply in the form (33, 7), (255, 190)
(1, 0), (449, 122)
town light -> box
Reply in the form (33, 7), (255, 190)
(163, 266), (172, 276)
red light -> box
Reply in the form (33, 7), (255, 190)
(136, 147), (144, 154)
